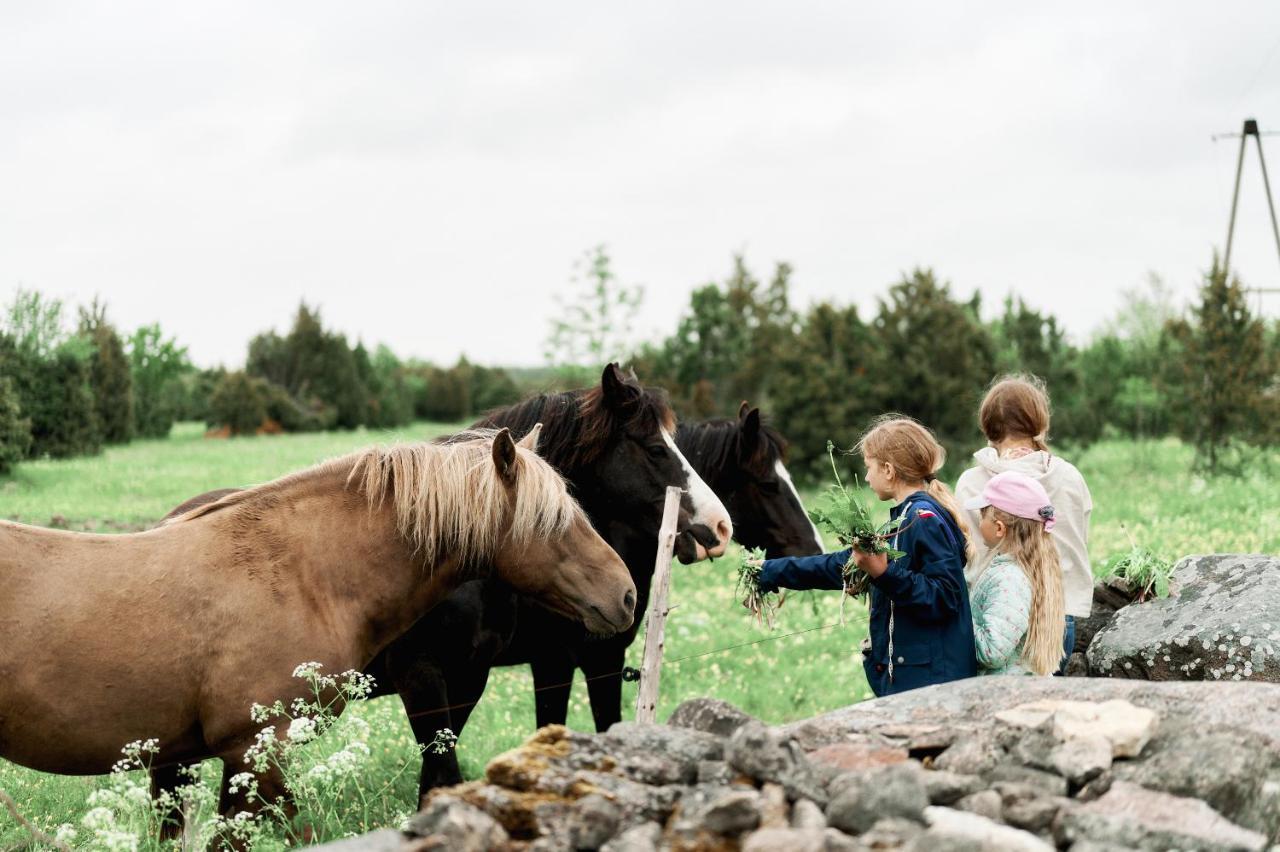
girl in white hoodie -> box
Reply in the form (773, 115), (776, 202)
(955, 375), (1092, 672)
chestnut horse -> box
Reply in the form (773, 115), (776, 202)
(0, 428), (634, 820)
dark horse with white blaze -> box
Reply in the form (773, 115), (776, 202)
(0, 428), (637, 823)
(164, 377), (820, 800)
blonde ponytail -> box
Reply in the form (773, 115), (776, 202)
(858, 414), (975, 561)
(927, 479), (976, 562)
(989, 508), (1066, 676)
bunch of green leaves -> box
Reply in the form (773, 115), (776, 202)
(808, 441), (905, 599)
(1102, 527), (1175, 602)
(736, 546), (784, 629)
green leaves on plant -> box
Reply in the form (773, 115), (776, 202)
(808, 440), (903, 600)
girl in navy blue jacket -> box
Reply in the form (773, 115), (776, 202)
(756, 417), (977, 697)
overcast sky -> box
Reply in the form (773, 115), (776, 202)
(4, 3), (1280, 369)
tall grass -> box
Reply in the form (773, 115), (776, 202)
(2, 432), (1276, 847)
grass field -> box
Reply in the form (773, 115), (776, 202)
(2, 425), (1277, 847)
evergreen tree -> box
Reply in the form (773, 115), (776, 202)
(246, 304), (370, 429)
(871, 268), (996, 465)
(0, 373), (31, 474)
(770, 302), (884, 483)
(1, 293), (101, 458)
(1165, 257), (1276, 469)
(208, 371), (269, 436)
(16, 346), (101, 459)
(78, 300), (135, 444)
(634, 255), (797, 417)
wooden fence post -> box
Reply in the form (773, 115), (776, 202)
(634, 485), (683, 724)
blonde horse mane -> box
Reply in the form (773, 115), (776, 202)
(173, 428), (582, 567)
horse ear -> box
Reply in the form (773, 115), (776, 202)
(492, 428), (519, 483)
(601, 362), (638, 409)
(517, 423), (543, 452)
(737, 400), (751, 421)
(739, 407), (762, 456)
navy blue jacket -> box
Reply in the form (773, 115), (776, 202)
(758, 490), (977, 697)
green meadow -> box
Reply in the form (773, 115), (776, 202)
(2, 425), (1277, 846)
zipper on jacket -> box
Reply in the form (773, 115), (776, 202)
(886, 501), (913, 685)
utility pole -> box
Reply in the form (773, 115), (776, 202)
(1216, 118), (1280, 280)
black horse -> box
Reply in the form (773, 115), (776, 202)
(375, 399), (823, 797)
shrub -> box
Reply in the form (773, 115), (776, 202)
(0, 375), (31, 473)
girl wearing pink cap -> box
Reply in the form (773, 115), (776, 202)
(963, 471), (1066, 676)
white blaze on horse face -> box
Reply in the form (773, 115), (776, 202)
(775, 459), (825, 552)
(662, 429), (733, 552)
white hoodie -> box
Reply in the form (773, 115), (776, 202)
(955, 448), (1094, 618)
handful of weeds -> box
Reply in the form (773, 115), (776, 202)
(1102, 525), (1174, 602)
(808, 441), (905, 603)
(736, 546), (783, 628)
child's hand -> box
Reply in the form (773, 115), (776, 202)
(744, 553), (764, 570)
(852, 548), (889, 578)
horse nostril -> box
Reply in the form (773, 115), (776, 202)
(715, 519), (732, 544)
(623, 589), (636, 615)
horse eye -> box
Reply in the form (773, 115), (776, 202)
(646, 444), (669, 459)
(758, 480), (781, 494)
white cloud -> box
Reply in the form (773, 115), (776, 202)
(2, 1), (1279, 368)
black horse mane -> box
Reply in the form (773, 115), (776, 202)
(676, 415), (788, 479)
(474, 380), (677, 471)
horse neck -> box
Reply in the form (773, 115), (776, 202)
(237, 469), (470, 656)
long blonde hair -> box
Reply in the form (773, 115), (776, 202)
(857, 415), (975, 561)
(985, 506), (1066, 675)
(980, 375), (1052, 453)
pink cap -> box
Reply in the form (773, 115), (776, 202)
(962, 471), (1056, 532)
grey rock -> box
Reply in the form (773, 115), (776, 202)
(792, 797), (828, 830)
(933, 730), (1005, 777)
(599, 821), (662, 852)
(404, 795), (508, 851)
(1112, 727), (1280, 840)
(760, 782), (790, 828)
(953, 790), (1003, 822)
(860, 816), (924, 847)
(603, 722), (723, 783)
(742, 828), (829, 852)
(920, 769), (984, 805)
(727, 720), (829, 806)
(827, 763), (929, 835)
(986, 765), (1069, 798)
(1001, 795), (1070, 834)
(822, 829), (866, 852)
(1087, 554), (1280, 683)
(1048, 733), (1112, 785)
(1072, 580), (1138, 657)
(667, 697), (757, 738)
(780, 672), (1280, 753)
(701, 788), (762, 836)
(1060, 780), (1268, 851)
(309, 829), (405, 852)
(917, 806), (1054, 851)
(568, 794), (621, 850)
(696, 759), (736, 785)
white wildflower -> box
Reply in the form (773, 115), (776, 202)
(287, 716), (318, 743)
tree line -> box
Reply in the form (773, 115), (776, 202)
(626, 254), (1278, 479)
(1, 250), (1275, 479)
(0, 296), (524, 474)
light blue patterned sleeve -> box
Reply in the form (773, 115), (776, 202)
(973, 561), (1032, 670)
